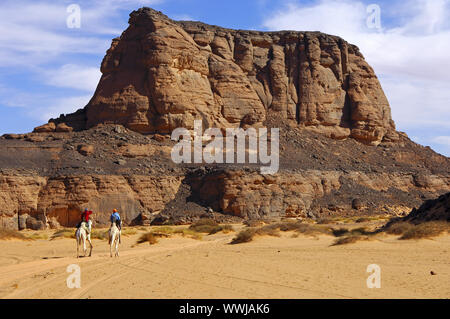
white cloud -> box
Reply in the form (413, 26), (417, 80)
(263, 0), (450, 155)
(35, 95), (93, 122)
(0, 0), (156, 67)
(0, 90), (92, 122)
(0, 0), (161, 128)
(432, 136), (450, 146)
(170, 14), (196, 21)
(43, 64), (101, 92)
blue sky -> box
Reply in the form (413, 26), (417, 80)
(0, 0), (449, 156)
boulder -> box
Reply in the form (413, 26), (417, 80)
(33, 122), (56, 133)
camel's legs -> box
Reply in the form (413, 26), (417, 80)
(87, 237), (93, 257)
(83, 235), (87, 257)
(110, 232), (115, 257)
(115, 234), (120, 257)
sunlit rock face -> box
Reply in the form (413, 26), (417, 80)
(52, 7), (397, 146)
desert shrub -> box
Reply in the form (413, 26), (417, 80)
(26, 232), (49, 240)
(254, 226), (281, 237)
(220, 224), (234, 234)
(399, 221), (450, 240)
(332, 235), (371, 246)
(291, 223), (331, 236)
(173, 228), (203, 240)
(153, 226), (176, 234)
(189, 219), (221, 234)
(50, 228), (76, 240)
(0, 229), (30, 241)
(332, 228), (349, 237)
(384, 221), (415, 235)
(189, 219), (234, 235)
(230, 221), (331, 244)
(332, 227), (373, 237)
(137, 232), (159, 245)
(136, 226), (203, 244)
(230, 228), (256, 244)
(350, 227), (372, 235)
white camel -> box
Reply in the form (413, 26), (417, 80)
(108, 222), (121, 257)
(75, 220), (93, 258)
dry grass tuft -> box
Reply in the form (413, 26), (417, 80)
(230, 228), (256, 244)
(332, 227), (373, 237)
(25, 232), (49, 240)
(230, 220), (331, 244)
(189, 219), (221, 234)
(137, 232), (159, 245)
(121, 227), (138, 236)
(399, 221), (450, 240)
(384, 221), (415, 235)
(382, 220), (450, 240)
(332, 235), (372, 246)
(189, 219), (234, 235)
(135, 226), (204, 245)
(50, 228), (76, 240)
(0, 229), (31, 241)
(174, 229), (203, 240)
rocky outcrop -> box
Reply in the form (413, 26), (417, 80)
(1, 166), (449, 229)
(0, 174), (182, 229)
(403, 192), (450, 223)
(186, 169), (450, 220)
(1, 119), (449, 230)
(49, 7), (397, 146)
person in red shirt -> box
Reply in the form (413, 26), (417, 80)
(79, 208), (93, 234)
(81, 208), (93, 222)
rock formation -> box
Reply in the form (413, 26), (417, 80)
(51, 7), (397, 146)
(0, 7), (449, 230)
(403, 192), (450, 223)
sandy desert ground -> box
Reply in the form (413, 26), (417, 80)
(0, 225), (449, 299)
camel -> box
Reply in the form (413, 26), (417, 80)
(108, 222), (121, 257)
(75, 220), (93, 258)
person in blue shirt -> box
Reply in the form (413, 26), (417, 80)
(110, 209), (122, 231)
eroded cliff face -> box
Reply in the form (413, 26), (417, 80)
(52, 7), (397, 146)
(1, 124), (449, 230)
(0, 174), (182, 229)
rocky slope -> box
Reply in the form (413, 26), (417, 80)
(0, 7), (449, 230)
(403, 192), (450, 223)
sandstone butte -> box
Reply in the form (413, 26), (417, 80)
(0, 7), (449, 230)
